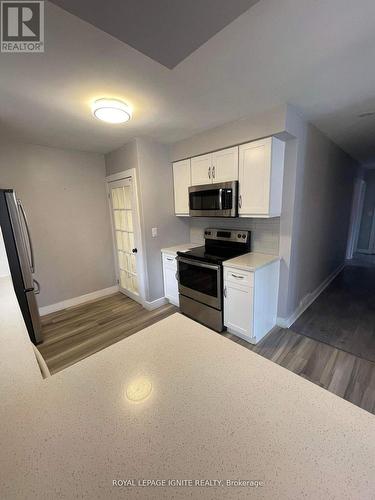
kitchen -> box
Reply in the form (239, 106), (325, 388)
(1, 1), (375, 498)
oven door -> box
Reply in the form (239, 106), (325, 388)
(189, 181), (238, 217)
(177, 257), (222, 310)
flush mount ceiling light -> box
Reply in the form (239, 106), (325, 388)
(92, 98), (132, 124)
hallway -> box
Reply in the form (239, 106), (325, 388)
(292, 265), (375, 363)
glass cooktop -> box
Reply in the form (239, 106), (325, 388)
(177, 246), (248, 265)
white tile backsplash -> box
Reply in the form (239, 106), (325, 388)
(189, 218), (280, 255)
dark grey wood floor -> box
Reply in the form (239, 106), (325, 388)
(223, 327), (375, 414)
(38, 293), (177, 374)
(291, 266), (375, 363)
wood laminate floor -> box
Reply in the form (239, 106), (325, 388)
(223, 327), (375, 414)
(291, 266), (375, 363)
(39, 293), (177, 374)
(39, 291), (375, 414)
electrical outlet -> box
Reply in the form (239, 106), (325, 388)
(152, 227), (158, 238)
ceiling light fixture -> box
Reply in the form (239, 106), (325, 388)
(92, 98), (132, 124)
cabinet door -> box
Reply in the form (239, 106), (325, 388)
(173, 159), (191, 215)
(191, 154), (212, 186)
(224, 281), (253, 338)
(212, 147), (238, 183)
(163, 265), (179, 306)
(239, 138), (272, 216)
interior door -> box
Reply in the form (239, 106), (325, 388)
(109, 177), (141, 299)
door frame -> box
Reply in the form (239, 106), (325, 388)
(354, 179), (375, 254)
(347, 178), (366, 258)
(105, 169), (146, 305)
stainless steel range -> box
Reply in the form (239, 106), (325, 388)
(176, 228), (251, 332)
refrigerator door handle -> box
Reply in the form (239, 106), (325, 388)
(33, 279), (41, 295)
(17, 199), (35, 273)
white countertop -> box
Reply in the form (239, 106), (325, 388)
(223, 252), (280, 271)
(161, 242), (201, 255)
(0, 276), (375, 499)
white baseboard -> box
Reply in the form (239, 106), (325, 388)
(39, 285), (119, 316)
(277, 263), (345, 329)
(143, 297), (168, 311)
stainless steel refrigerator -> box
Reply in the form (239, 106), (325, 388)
(0, 189), (42, 344)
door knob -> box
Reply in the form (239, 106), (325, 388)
(132, 248), (138, 253)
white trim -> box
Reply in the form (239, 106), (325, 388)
(346, 178), (366, 259)
(276, 263), (345, 328)
(143, 297), (168, 311)
(39, 285), (119, 316)
(105, 169), (133, 182)
(105, 169), (147, 303)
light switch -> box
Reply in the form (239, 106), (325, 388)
(152, 227), (158, 238)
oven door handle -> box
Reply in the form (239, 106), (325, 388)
(177, 257), (220, 271)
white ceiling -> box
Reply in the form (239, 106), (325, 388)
(1, 0), (375, 164)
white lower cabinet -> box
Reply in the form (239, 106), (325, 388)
(224, 280), (254, 338)
(162, 253), (179, 306)
(223, 261), (280, 344)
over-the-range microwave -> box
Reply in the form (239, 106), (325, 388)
(189, 181), (238, 217)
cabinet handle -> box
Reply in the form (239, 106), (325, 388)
(231, 273), (244, 279)
(166, 257), (174, 262)
(238, 194), (242, 209)
(208, 166), (211, 179)
(212, 166), (215, 179)
(175, 271), (179, 282)
(224, 286), (227, 298)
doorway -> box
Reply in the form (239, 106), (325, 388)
(355, 170), (375, 256)
(106, 170), (145, 304)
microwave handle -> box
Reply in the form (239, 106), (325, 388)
(219, 188), (223, 210)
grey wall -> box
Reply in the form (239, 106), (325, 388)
(0, 141), (116, 307)
(105, 139), (138, 175)
(0, 227), (10, 277)
(105, 138), (190, 302)
(282, 117), (359, 319)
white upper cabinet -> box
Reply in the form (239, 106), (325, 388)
(239, 137), (285, 218)
(212, 147), (238, 183)
(173, 159), (191, 216)
(191, 153), (212, 186)
(191, 147), (239, 186)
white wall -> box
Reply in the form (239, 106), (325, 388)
(105, 138), (190, 303)
(0, 227), (10, 278)
(0, 141), (116, 307)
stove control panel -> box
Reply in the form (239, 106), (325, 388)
(204, 228), (250, 243)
